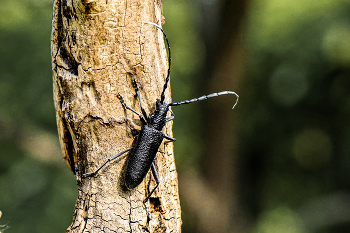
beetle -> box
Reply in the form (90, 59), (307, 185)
(83, 22), (239, 218)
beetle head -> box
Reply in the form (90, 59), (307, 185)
(147, 99), (169, 131)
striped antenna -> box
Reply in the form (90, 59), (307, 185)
(169, 91), (239, 109)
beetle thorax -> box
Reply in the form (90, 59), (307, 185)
(147, 101), (169, 131)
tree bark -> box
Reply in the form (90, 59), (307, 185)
(51, 0), (182, 232)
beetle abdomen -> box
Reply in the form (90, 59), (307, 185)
(124, 125), (164, 189)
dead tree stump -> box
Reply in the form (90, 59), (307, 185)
(51, 0), (182, 232)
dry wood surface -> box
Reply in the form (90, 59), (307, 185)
(51, 0), (182, 232)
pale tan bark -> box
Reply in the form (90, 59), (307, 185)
(51, 0), (181, 232)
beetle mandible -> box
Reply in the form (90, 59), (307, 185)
(83, 22), (239, 218)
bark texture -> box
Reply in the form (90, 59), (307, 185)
(51, 0), (181, 232)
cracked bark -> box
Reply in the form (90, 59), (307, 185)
(51, 0), (182, 232)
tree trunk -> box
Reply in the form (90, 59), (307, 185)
(51, 0), (182, 232)
(197, 0), (248, 232)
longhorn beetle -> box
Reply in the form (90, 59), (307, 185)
(83, 22), (239, 219)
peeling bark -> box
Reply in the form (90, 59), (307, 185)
(51, 0), (181, 232)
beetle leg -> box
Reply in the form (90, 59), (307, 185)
(165, 109), (175, 122)
(165, 116), (174, 122)
(83, 147), (133, 177)
(162, 132), (176, 142)
(118, 93), (147, 125)
(143, 163), (160, 219)
(132, 79), (149, 121)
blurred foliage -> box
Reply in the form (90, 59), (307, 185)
(163, 0), (204, 169)
(162, 1), (203, 231)
(240, 0), (350, 232)
(0, 0), (77, 232)
(0, 0), (57, 130)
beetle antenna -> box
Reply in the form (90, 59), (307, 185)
(169, 91), (239, 109)
(145, 22), (171, 103)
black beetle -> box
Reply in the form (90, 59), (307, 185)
(83, 22), (239, 218)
